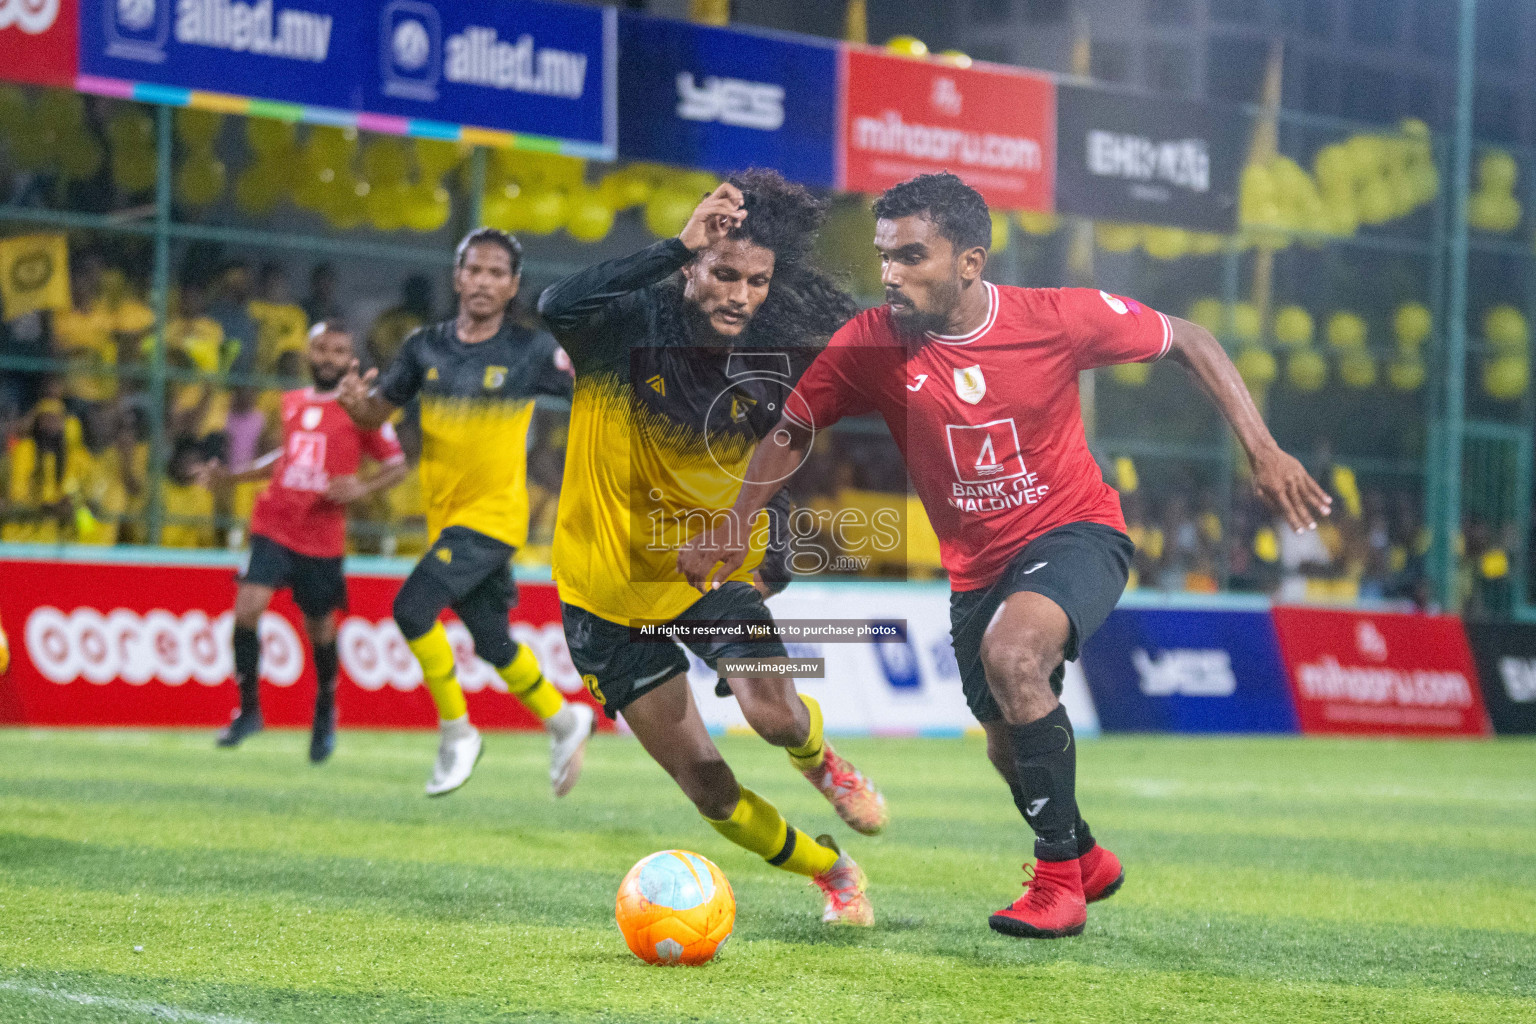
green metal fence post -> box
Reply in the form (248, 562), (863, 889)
(467, 146), (488, 230)
(1434, 0), (1477, 609)
(146, 105), (174, 545)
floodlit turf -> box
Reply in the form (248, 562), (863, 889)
(0, 729), (1532, 1024)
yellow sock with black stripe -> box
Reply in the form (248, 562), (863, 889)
(786, 693), (826, 772)
(704, 786), (838, 878)
(496, 643), (566, 722)
(407, 622), (467, 722)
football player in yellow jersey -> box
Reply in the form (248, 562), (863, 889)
(538, 173), (885, 925)
(338, 229), (593, 797)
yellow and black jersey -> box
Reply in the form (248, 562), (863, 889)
(378, 316), (572, 549)
(538, 238), (815, 625)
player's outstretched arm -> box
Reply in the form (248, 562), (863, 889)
(679, 412), (812, 592)
(325, 460), (409, 505)
(1165, 316), (1333, 532)
(336, 360), (397, 432)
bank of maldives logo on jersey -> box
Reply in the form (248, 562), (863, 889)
(382, 0), (590, 104)
(0, 0), (60, 34)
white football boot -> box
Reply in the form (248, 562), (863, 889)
(425, 722), (483, 797)
(549, 702), (595, 798)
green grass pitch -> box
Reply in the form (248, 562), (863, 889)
(0, 728), (1532, 1023)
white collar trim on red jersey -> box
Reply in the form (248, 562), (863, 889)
(305, 386), (339, 401)
(925, 281), (998, 345)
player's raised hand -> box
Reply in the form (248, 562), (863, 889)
(324, 474), (369, 505)
(678, 182), (746, 253)
(1251, 445), (1333, 533)
(336, 360), (378, 414)
(679, 524), (750, 593)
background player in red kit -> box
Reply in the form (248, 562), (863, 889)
(682, 172), (1333, 939)
(197, 321), (408, 761)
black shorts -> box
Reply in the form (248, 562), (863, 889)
(240, 533), (348, 619)
(561, 581), (787, 719)
(949, 521), (1133, 724)
(413, 525), (519, 610)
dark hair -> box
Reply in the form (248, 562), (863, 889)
(666, 168), (858, 350)
(872, 172), (992, 253)
(456, 227), (523, 274)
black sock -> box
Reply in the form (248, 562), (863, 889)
(1007, 704), (1080, 862)
(312, 641), (338, 719)
(233, 625), (261, 716)
(1075, 815), (1096, 857)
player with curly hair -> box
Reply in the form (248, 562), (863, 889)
(538, 170), (883, 926)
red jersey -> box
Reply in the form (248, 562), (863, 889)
(786, 283), (1171, 591)
(249, 388), (405, 559)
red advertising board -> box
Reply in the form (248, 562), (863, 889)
(0, 0), (77, 88)
(839, 47), (1055, 211)
(0, 557), (610, 731)
(1270, 606), (1489, 737)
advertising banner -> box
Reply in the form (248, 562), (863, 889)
(617, 15), (837, 187)
(0, 557), (605, 731)
(839, 47), (1054, 211)
(687, 582), (1098, 737)
(1464, 621), (1536, 735)
(1078, 607), (1299, 733)
(362, 0), (615, 157)
(0, 0), (77, 87)
(76, 0), (615, 157)
(1054, 84), (1245, 231)
(2, 557), (1082, 737)
(1270, 606), (1489, 737)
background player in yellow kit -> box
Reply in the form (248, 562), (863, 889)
(338, 228), (592, 797)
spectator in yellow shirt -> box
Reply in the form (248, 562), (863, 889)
(249, 261), (309, 373)
(367, 274), (433, 369)
(160, 439), (216, 548)
(54, 253), (118, 411)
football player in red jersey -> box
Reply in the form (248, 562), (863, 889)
(682, 172), (1332, 939)
(196, 321), (408, 762)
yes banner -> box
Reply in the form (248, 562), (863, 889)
(77, 0), (616, 157)
(1055, 84), (1245, 231)
(1464, 621), (1536, 735)
(839, 47), (1054, 211)
(617, 14), (837, 188)
(1270, 606), (1489, 737)
(0, 0), (77, 86)
(1078, 606), (1299, 733)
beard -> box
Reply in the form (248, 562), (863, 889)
(310, 363), (344, 390)
(887, 278), (961, 337)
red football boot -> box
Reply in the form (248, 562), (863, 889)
(988, 858), (1087, 939)
(1078, 844), (1125, 904)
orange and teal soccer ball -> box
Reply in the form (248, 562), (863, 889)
(615, 850), (735, 965)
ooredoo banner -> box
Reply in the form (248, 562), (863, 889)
(0, 0), (77, 86)
(1464, 621), (1536, 735)
(1078, 606), (1299, 733)
(617, 14), (838, 187)
(839, 47), (1054, 211)
(0, 557), (605, 731)
(1270, 606), (1489, 737)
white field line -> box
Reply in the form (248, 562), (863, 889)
(0, 981), (268, 1024)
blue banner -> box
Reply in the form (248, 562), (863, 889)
(617, 14), (837, 187)
(79, 0), (616, 156)
(363, 0), (614, 156)
(1079, 608), (1299, 734)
